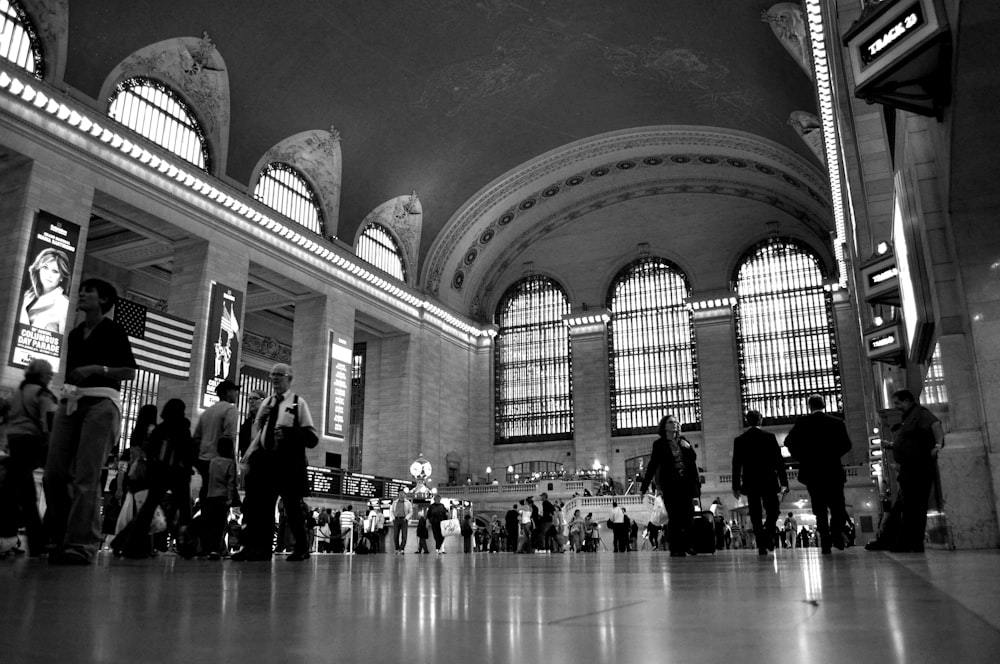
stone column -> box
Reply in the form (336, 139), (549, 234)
(159, 238), (249, 412)
(0, 158), (95, 390)
(564, 311), (612, 477)
(690, 300), (743, 486)
(291, 291), (356, 466)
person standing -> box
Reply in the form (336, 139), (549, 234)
(608, 501), (627, 552)
(539, 492), (555, 552)
(44, 278), (137, 565)
(784, 395), (852, 555)
(640, 413), (700, 557)
(340, 505), (356, 554)
(731, 410), (789, 555)
(193, 380), (240, 499)
(504, 503), (519, 553)
(235, 363), (318, 562)
(415, 509), (430, 554)
(784, 512), (798, 549)
(391, 489), (412, 554)
(237, 390), (266, 459)
(2, 359), (57, 556)
(886, 389), (945, 553)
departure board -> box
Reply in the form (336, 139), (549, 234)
(382, 478), (414, 499)
(306, 466), (341, 497)
(342, 473), (382, 500)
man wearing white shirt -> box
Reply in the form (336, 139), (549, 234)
(234, 363), (318, 562)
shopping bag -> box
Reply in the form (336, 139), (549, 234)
(649, 495), (669, 526)
(440, 518), (461, 538)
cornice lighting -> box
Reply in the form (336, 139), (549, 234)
(0, 68), (494, 339)
(686, 297), (737, 310)
(805, 0), (848, 288)
(563, 312), (610, 327)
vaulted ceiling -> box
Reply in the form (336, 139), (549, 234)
(52, 1), (828, 318)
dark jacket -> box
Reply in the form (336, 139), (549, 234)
(732, 427), (789, 495)
(784, 411), (852, 486)
(427, 502), (448, 524)
(640, 435), (700, 498)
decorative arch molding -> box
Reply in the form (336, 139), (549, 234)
(98, 34), (230, 176)
(19, 0), (66, 82)
(423, 126), (831, 310)
(250, 128), (343, 239)
(353, 193), (422, 285)
(468, 173), (834, 321)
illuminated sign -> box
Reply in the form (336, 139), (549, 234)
(860, 251), (900, 305)
(342, 472), (382, 500)
(202, 282), (244, 408)
(325, 332), (352, 438)
(892, 171), (935, 364)
(860, 3), (925, 67)
(864, 322), (904, 364)
(306, 465), (342, 497)
(8, 211), (81, 374)
(382, 478), (414, 500)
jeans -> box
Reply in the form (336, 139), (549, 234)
(393, 516), (408, 551)
(44, 398), (120, 560)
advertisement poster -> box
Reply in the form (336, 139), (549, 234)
(326, 332), (352, 438)
(202, 281), (244, 408)
(8, 211), (81, 373)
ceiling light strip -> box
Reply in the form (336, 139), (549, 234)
(805, 0), (848, 288)
(0, 68), (491, 338)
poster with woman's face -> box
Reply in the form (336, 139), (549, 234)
(8, 211), (80, 373)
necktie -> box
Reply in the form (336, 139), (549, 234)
(264, 394), (284, 450)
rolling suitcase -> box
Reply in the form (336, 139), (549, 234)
(689, 509), (716, 554)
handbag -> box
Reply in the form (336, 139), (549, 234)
(649, 495), (669, 526)
(440, 518), (461, 538)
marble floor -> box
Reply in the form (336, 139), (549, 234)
(2, 547), (999, 664)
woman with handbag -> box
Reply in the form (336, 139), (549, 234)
(1, 359), (57, 556)
(640, 413), (700, 557)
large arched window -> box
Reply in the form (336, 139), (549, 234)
(253, 162), (325, 235)
(494, 275), (573, 444)
(107, 77), (209, 170)
(356, 222), (406, 280)
(608, 257), (700, 434)
(0, 0), (42, 78)
(734, 238), (842, 423)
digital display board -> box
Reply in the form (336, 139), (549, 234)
(342, 473), (382, 500)
(326, 333), (352, 438)
(382, 478), (414, 500)
(306, 466), (341, 497)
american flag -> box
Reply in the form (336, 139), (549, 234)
(113, 299), (195, 379)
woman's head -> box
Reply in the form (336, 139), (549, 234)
(160, 398), (186, 422)
(657, 414), (680, 438)
(28, 248), (70, 297)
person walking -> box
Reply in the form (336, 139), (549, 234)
(731, 410), (789, 555)
(784, 395), (852, 555)
(504, 503), (519, 553)
(426, 495), (449, 554)
(193, 380), (240, 500)
(886, 389), (946, 552)
(640, 413), (700, 557)
(44, 278), (137, 565)
(608, 501), (627, 552)
(200, 437), (241, 560)
(234, 363), (318, 562)
(2, 359), (57, 556)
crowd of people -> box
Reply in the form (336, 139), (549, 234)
(0, 277), (946, 563)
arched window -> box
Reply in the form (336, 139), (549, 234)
(734, 238), (842, 423)
(107, 77), (209, 170)
(0, 0), (42, 78)
(607, 257), (700, 435)
(356, 222), (406, 280)
(494, 275), (573, 444)
(253, 162), (325, 235)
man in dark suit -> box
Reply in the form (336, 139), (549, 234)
(732, 410), (789, 555)
(784, 395), (853, 554)
(504, 504), (520, 553)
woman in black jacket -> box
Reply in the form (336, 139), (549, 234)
(640, 414), (700, 556)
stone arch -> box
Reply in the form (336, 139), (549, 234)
(98, 34), (230, 176)
(353, 193), (422, 286)
(250, 128), (342, 239)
